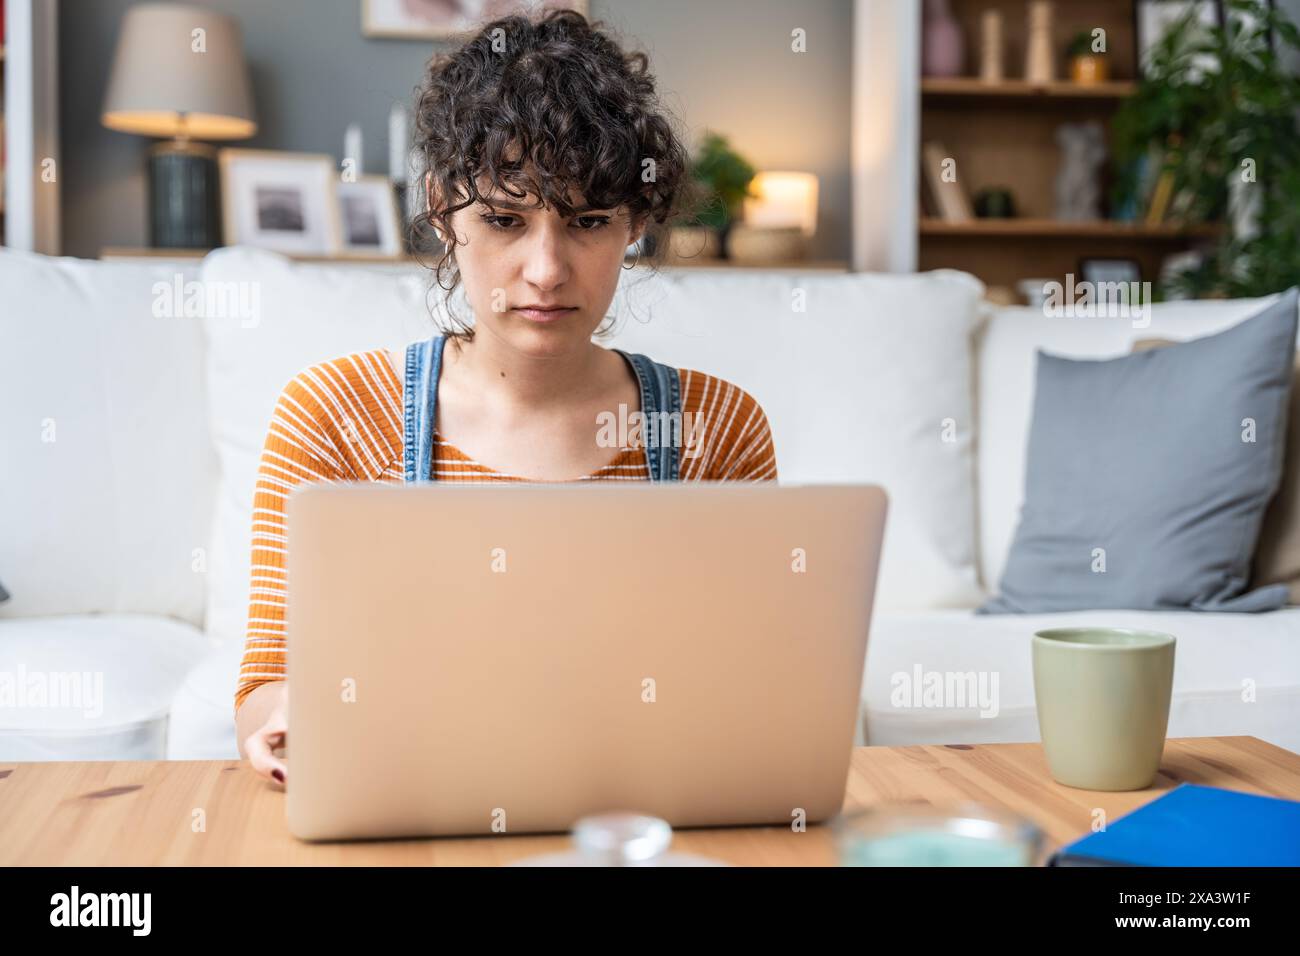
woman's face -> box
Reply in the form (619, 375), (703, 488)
(443, 176), (644, 356)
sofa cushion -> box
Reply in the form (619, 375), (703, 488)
(0, 614), (209, 761)
(606, 267), (987, 611)
(167, 637), (244, 760)
(976, 292), (1300, 591)
(982, 290), (1296, 613)
(199, 248), (439, 647)
(1135, 340), (1300, 605)
(862, 608), (1300, 754)
(0, 250), (214, 625)
(1254, 355), (1300, 603)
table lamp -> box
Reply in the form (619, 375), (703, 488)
(731, 171), (819, 263)
(101, 3), (256, 249)
(744, 171), (819, 236)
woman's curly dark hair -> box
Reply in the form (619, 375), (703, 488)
(410, 8), (698, 339)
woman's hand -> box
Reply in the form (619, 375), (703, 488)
(241, 683), (288, 787)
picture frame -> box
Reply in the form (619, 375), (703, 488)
(1079, 257), (1143, 286)
(218, 149), (341, 255)
(1133, 0), (1222, 78)
(362, 0), (588, 40)
(336, 175), (405, 259)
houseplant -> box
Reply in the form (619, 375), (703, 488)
(1111, 0), (1300, 298)
(1067, 30), (1108, 84)
(666, 131), (756, 262)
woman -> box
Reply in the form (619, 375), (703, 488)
(236, 9), (777, 785)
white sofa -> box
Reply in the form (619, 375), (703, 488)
(1, 246), (1296, 762)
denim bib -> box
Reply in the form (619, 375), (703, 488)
(402, 334), (682, 483)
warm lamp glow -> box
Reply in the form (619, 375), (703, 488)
(102, 111), (256, 140)
(743, 172), (819, 237)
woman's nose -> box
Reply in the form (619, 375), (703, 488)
(519, 224), (571, 290)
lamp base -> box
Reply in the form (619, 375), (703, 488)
(149, 139), (220, 249)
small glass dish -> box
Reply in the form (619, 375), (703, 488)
(831, 802), (1044, 866)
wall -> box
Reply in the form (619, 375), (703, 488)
(57, 0), (854, 260)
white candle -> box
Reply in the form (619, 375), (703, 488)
(389, 104), (410, 186)
(344, 123), (363, 177)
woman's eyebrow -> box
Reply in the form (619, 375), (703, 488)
(478, 195), (605, 214)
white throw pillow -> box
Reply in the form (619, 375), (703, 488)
(0, 249), (213, 624)
(199, 248), (439, 646)
(606, 268), (986, 611)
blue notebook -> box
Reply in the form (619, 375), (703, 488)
(1050, 783), (1300, 866)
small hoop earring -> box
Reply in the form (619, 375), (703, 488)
(622, 246), (642, 271)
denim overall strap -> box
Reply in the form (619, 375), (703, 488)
(402, 334), (447, 483)
(613, 349), (682, 482)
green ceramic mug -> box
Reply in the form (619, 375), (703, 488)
(1032, 628), (1176, 791)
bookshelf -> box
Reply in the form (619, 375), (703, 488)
(921, 77), (1137, 99)
(919, 218), (1220, 239)
(918, 0), (1216, 296)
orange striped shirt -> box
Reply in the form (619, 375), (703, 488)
(235, 347), (778, 712)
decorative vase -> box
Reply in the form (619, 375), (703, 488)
(664, 226), (721, 264)
(979, 10), (1004, 83)
(973, 187), (1016, 218)
(1053, 121), (1107, 220)
(728, 225), (807, 264)
(922, 0), (965, 78)
(1025, 0), (1055, 84)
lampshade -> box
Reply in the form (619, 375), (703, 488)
(742, 172), (820, 237)
(102, 3), (256, 140)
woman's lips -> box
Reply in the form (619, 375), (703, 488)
(513, 307), (577, 323)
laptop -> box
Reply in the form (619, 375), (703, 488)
(285, 482), (887, 841)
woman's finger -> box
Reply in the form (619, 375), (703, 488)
(245, 722), (288, 786)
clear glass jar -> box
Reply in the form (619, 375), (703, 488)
(511, 813), (728, 867)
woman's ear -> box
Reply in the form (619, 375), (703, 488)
(628, 213), (647, 248)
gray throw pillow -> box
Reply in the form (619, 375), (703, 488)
(982, 288), (1298, 614)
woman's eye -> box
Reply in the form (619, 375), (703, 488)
(479, 213), (610, 231)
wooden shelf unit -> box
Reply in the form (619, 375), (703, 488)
(919, 218), (1221, 239)
(918, 0), (1216, 295)
(921, 77), (1137, 99)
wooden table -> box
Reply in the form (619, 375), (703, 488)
(2, 736), (1296, 865)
